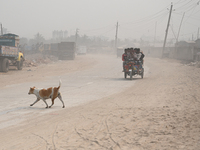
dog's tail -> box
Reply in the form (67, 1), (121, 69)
(58, 79), (61, 90)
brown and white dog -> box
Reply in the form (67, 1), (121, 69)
(28, 80), (65, 108)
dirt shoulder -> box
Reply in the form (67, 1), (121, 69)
(1, 56), (200, 150)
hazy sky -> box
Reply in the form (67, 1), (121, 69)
(1, 0), (200, 41)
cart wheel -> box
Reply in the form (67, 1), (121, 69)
(124, 72), (127, 79)
(130, 70), (132, 80)
(141, 68), (144, 79)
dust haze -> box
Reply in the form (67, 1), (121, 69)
(1, 0), (200, 54)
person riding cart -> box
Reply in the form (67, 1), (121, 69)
(134, 48), (145, 69)
(122, 48), (128, 72)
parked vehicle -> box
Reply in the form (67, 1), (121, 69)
(58, 42), (75, 60)
(124, 60), (144, 80)
(77, 46), (87, 55)
(0, 33), (24, 72)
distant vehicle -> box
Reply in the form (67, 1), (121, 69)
(42, 42), (76, 60)
(77, 46), (87, 55)
(0, 33), (24, 72)
(58, 42), (76, 60)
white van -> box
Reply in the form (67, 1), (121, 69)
(77, 46), (87, 55)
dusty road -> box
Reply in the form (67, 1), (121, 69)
(0, 54), (200, 150)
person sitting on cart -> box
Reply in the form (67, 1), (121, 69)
(134, 48), (145, 69)
(140, 50), (145, 65)
(122, 48), (128, 72)
(125, 48), (130, 60)
(130, 47), (138, 60)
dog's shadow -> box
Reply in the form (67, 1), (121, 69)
(28, 106), (62, 110)
(28, 106), (47, 110)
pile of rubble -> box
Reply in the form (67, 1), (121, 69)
(23, 54), (58, 67)
(187, 61), (200, 68)
(23, 60), (37, 67)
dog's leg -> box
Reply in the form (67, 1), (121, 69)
(58, 92), (65, 108)
(49, 98), (55, 108)
(30, 98), (40, 106)
(41, 99), (49, 108)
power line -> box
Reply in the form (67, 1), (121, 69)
(175, 0), (194, 10)
(184, 5), (199, 22)
(121, 4), (170, 26)
(177, 12), (185, 42)
(93, 27), (115, 37)
(193, 7), (200, 15)
(175, 0), (187, 5)
(121, 11), (169, 31)
(170, 24), (177, 39)
(173, 11), (200, 21)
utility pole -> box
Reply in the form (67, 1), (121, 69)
(115, 22), (118, 52)
(75, 28), (79, 53)
(176, 12), (185, 43)
(197, 27), (199, 39)
(0, 23), (3, 35)
(162, 3), (173, 58)
(75, 28), (79, 44)
(154, 22), (157, 46)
